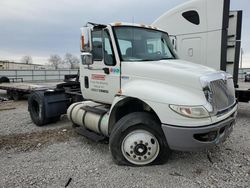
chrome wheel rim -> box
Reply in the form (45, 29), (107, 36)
(121, 129), (160, 165)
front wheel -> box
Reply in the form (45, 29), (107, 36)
(109, 112), (171, 166)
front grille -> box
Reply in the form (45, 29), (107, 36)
(210, 78), (235, 112)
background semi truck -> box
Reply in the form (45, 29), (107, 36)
(153, 0), (247, 102)
(28, 0), (241, 166)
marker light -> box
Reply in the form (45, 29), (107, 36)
(81, 35), (85, 51)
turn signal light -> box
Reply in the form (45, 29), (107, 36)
(81, 35), (85, 51)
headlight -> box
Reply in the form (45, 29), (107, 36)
(169, 105), (210, 118)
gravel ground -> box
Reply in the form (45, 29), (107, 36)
(0, 90), (249, 187)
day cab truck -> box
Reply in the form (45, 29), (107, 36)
(28, 0), (239, 166)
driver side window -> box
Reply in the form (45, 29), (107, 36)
(91, 29), (116, 66)
(103, 30), (116, 66)
(92, 30), (103, 61)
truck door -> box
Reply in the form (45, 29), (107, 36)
(80, 28), (120, 104)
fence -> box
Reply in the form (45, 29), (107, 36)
(0, 69), (78, 82)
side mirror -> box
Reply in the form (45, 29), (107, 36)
(81, 52), (93, 65)
(169, 35), (177, 50)
(80, 27), (92, 52)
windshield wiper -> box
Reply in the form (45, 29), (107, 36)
(134, 57), (175, 62)
(139, 59), (154, 61)
(158, 57), (175, 60)
(144, 57), (175, 61)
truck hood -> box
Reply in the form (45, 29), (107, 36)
(122, 59), (217, 90)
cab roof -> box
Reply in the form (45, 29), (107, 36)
(85, 22), (166, 33)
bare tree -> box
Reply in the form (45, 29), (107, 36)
(63, 53), (80, 69)
(48, 54), (62, 69)
(21, 56), (33, 64)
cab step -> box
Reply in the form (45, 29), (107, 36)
(74, 125), (108, 143)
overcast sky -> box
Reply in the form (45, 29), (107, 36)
(0, 0), (249, 67)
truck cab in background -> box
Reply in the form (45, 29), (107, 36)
(152, 0), (248, 102)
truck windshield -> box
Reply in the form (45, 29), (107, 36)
(113, 26), (176, 61)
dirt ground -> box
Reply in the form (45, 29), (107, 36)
(0, 90), (249, 188)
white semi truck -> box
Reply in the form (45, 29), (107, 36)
(152, 0), (244, 100)
(28, 0), (240, 166)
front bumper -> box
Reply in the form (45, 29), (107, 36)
(162, 112), (236, 151)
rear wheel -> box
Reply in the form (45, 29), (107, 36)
(0, 76), (10, 83)
(28, 91), (47, 126)
(28, 91), (60, 126)
(109, 112), (171, 166)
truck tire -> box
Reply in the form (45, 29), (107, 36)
(109, 112), (171, 166)
(0, 76), (10, 83)
(28, 91), (60, 126)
